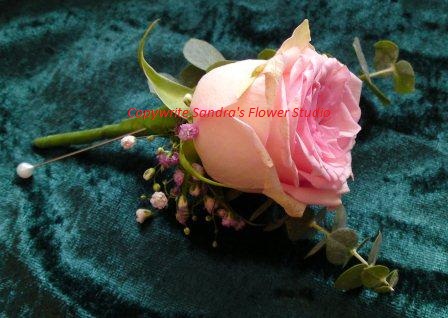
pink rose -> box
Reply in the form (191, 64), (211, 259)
(191, 20), (361, 217)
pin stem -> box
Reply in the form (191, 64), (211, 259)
(34, 128), (146, 168)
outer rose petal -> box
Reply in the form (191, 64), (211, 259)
(193, 116), (306, 216)
(192, 59), (265, 111)
(278, 19), (312, 53)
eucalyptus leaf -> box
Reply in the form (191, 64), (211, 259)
(368, 231), (382, 265)
(353, 37), (371, 82)
(334, 264), (368, 291)
(387, 269), (399, 288)
(305, 239), (326, 259)
(257, 48), (276, 60)
(206, 60), (233, 73)
(364, 79), (391, 105)
(263, 216), (287, 232)
(374, 40), (399, 71)
(361, 265), (390, 288)
(285, 212), (315, 241)
(249, 199), (274, 221)
(138, 20), (192, 118)
(332, 205), (347, 231)
(326, 228), (358, 265)
(183, 38), (226, 71)
(393, 60), (415, 94)
(179, 64), (205, 88)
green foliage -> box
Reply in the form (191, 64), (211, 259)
(335, 264), (368, 291)
(206, 60), (233, 73)
(393, 60), (415, 93)
(179, 64), (205, 88)
(285, 210), (316, 241)
(138, 21), (192, 118)
(179, 142), (227, 188)
(326, 228), (358, 265)
(257, 48), (276, 60)
(361, 265), (390, 288)
(183, 38), (226, 71)
(304, 239), (326, 259)
(374, 40), (399, 71)
(368, 232), (382, 265)
(353, 38), (415, 106)
(332, 205), (347, 231)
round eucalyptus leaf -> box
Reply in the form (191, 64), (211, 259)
(326, 228), (358, 265)
(183, 38), (226, 71)
(393, 60), (415, 94)
(361, 265), (390, 288)
(374, 40), (399, 71)
(334, 264), (368, 291)
(257, 48), (276, 60)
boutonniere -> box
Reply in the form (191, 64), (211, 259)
(17, 19), (414, 294)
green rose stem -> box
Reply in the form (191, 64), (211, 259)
(33, 108), (180, 148)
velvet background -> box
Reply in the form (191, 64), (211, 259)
(1, 0), (447, 317)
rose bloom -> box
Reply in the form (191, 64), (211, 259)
(191, 20), (361, 217)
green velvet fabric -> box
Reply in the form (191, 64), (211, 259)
(1, 0), (447, 317)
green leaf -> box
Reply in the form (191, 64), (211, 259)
(179, 142), (227, 188)
(206, 60), (233, 73)
(374, 40), (399, 71)
(368, 231), (382, 265)
(361, 265), (390, 288)
(387, 269), (399, 289)
(305, 239), (326, 259)
(393, 60), (415, 94)
(326, 228), (358, 265)
(332, 205), (347, 231)
(249, 199), (274, 221)
(138, 20), (192, 119)
(179, 64), (205, 88)
(285, 209), (316, 241)
(364, 79), (391, 106)
(257, 48), (276, 60)
(183, 38), (226, 71)
(335, 264), (368, 291)
(353, 37), (371, 82)
(263, 216), (287, 232)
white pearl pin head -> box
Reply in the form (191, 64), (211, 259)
(16, 162), (35, 179)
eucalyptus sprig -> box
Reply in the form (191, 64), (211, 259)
(283, 205), (399, 294)
(353, 37), (415, 105)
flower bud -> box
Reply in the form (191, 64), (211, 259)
(177, 195), (188, 211)
(143, 168), (156, 181)
(135, 209), (153, 224)
(204, 196), (216, 214)
(189, 183), (201, 197)
(183, 93), (192, 106)
(120, 135), (136, 150)
(153, 183), (161, 192)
